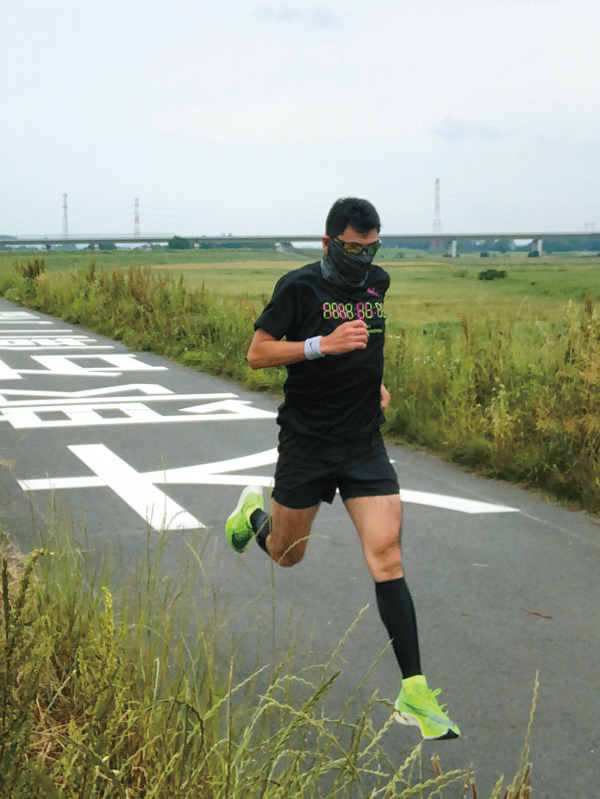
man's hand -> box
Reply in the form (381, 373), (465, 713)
(380, 383), (390, 412)
(321, 320), (369, 355)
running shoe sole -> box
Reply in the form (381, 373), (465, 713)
(394, 709), (459, 740)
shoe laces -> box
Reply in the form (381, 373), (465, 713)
(430, 687), (448, 712)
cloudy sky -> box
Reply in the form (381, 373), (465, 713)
(2, 0), (599, 237)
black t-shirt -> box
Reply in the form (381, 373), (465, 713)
(254, 261), (390, 442)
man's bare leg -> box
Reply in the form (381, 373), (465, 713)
(256, 500), (320, 567)
(344, 494), (403, 582)
(344, 494), (421, 679)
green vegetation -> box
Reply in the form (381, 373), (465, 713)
(478, 269), (507, 281)
(88, 242), (117, 251)
(1, 250), (600, 511)
(0, 248), (301, 273)
(0, 523), (535, 797)
(168, 236), (192, 249)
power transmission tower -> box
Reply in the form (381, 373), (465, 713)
(431, 178), (442, 251)
(134, 198), (140, 238)
(62, 194), (69, 238)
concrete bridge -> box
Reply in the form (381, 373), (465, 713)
(1, 231), (597, 256)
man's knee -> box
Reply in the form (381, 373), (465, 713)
(367, 539), (404, 581)
(269, 537), (308, 568)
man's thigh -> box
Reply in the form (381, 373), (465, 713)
(269, 499), (321, 565)
(344, 494), (404, 581)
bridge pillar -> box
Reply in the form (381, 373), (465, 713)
(530, 238), (543, 256)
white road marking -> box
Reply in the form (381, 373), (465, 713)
(0, 312), (47, 321)
(18, 445), (520, 522)
(0, 336), (111, 350)
(0, 387), (237, 405)
(0, 360), (21, 380)
(68, 445), (204, 531)
(400, 489), (518, 514)
(0, 398), (275, 428)
(0, 353), (168, 380)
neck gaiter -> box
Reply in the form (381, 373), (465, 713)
(320, 239), (374, 288)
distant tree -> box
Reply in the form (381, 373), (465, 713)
(88, 241), (116, 250)
(168, 236), (191, 250)
(488, 239), (512, 253)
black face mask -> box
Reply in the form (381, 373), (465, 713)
(320, 238), (374, 288)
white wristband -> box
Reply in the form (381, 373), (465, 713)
(304, 335), (324, 360)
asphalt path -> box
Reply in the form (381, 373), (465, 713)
(0, 296), (598, 797)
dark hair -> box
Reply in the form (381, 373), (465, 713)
(325, 197), (381, 237)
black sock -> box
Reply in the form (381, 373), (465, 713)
(375, 577), (422, 679)
(250, 508), (269, 553)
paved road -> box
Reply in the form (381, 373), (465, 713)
(0, 296), (598, 798)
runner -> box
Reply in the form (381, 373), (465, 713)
(225, 197), (459, 740)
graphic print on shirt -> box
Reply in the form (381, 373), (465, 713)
(322, 300), (386, 322)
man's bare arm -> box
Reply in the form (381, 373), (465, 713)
(247, 320), (370, 370)
(380, 383), (390, 412)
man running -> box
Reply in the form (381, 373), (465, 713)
(225, 197), (459, 740)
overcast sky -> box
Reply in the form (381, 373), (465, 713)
(2, 0), (599, 237)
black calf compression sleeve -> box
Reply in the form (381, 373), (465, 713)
(375, 577), (422, 679)
(250, 508), (269, 553)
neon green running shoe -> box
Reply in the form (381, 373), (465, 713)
(394, 675), (460, 740)
(226, 485), (264, 553)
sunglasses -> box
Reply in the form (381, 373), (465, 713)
(331, 236), (381, 256)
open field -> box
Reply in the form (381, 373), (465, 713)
(3, 248), (600, 328)
(146, 253), (600, 329)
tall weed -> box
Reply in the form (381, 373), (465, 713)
(382, 298), (600, 510)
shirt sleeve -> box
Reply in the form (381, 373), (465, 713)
(254, 274), (297, 340)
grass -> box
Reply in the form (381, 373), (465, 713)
(0, 516), (536, 798)
(2, 252), (600, 511)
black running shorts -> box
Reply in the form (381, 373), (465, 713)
(272, 427), (400, 509)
